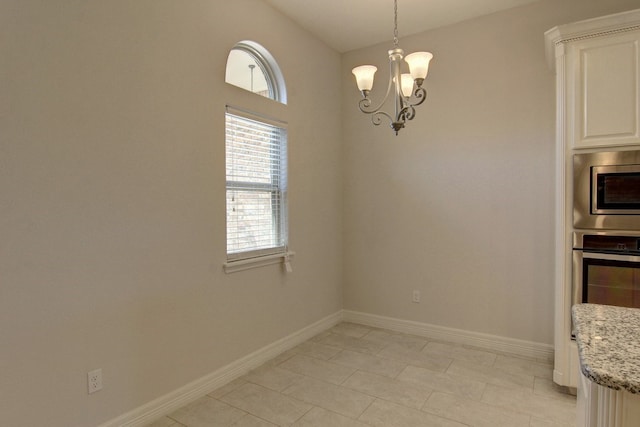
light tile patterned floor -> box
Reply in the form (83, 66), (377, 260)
(147, 323), (576, 427)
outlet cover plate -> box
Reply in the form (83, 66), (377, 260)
(88, 368), (103, 394)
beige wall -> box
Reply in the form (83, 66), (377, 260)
(342, 0), (640, 345)
(1, 1), (342, 426)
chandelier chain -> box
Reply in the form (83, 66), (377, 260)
(393, 0), (399, 46)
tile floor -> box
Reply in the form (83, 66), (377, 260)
(147, 323), (576, 427)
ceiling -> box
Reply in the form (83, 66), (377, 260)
(264, 0), (541, 53)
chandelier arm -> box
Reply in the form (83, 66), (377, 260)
(400, 105), (416, 121)
(406, 87), (427, 107)
(356, 70), (394, 115)
(371, 111), (394, 127)
(398, 88), (427, 122)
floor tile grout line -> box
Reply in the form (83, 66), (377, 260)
(339, 367), (361, 386)
(221, 381), (318, 426)
(419, 402), (475, 427)
(302, 368), (487, 424)
(164, 415), (186, 427)
(234, 412), (277, 427)
(421, 388), (539, 427)
(289, 367), (437, 420)
(478, 382), (578, 425)
(288, 402), (315, 426)
(355, 397), (379, 426)
(281, 376), (376, 421)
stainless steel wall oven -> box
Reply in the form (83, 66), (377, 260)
(573, 232), (640, 310)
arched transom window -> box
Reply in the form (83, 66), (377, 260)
(225, 41), (286, 104)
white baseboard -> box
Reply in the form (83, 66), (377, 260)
(343, 310), (554, 362)
(100, 310), (342, 427)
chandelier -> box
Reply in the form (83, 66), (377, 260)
(352, 0), (433, 135)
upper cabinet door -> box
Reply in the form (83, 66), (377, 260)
(569, 31), (640, 149)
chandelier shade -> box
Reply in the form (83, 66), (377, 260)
(405, 51), (433, 82)
(352, 65), (378, 92)
(352, 0), (433, 135)
(400, 74), (414, 97)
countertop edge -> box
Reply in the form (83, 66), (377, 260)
(572, 304), (640, 395)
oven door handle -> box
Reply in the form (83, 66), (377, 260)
(582, 252), (640, 263)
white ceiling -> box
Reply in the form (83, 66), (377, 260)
(264, 0), (541, 53)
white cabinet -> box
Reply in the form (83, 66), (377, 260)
(545, 9), (640, 389)
(547, 9), (640, 150)
(567, 31), (640, 149)
(578, 371), (640, 427)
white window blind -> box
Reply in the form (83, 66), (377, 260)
(225, 109), (287, 261)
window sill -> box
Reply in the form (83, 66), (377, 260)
(223, 251), (295, 274)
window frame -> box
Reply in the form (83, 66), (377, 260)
(225, 108), (288, 262)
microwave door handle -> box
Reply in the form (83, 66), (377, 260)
(582, 252), (640, 263)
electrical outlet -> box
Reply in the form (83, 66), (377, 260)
(412, 290), (421, 303)
(88, 368), (103, 394)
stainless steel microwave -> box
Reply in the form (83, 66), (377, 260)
(574, 150), (640, 230)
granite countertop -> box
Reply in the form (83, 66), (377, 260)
(572, 304), (640, 394)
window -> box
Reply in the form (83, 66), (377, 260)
(224, 42), (289, 272)
(225, 109), (287, 261)
(225, 41), (286, 104)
